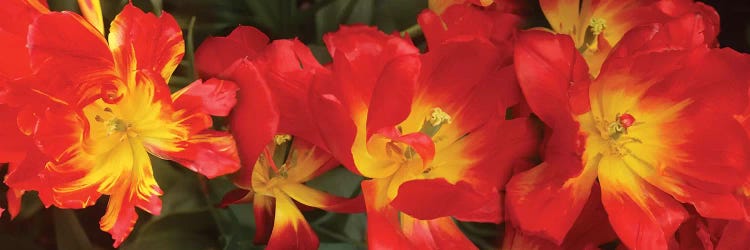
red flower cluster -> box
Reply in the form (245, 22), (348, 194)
(1, 0), (750, 249)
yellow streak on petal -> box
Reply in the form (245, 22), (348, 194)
(77, 0), (104, 35)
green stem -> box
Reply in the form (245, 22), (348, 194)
(400, 24), (423, 38)
(53, 209), (93, 250)
(186, 16), (198, 81)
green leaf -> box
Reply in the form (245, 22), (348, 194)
(122, 210), (220, 250)
(305, 167), (363, 198)
(373, 0), (427, 33)
(315, 0), (375, 42)
(53, 209), (93, 250)
(319, 243), (367, 250)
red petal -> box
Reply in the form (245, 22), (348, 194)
(0, 0), (46, 77)
(716, 221), (750, 249)
(28, 11), (116, 106)
(253, 194), (275, 244)
(267, 191), (318, 250)
(401, 215), (477, 250)
(195, 26), (270, 78)
(108, 4), (184, 81)
(377, 128), (436, 165)
(161, 131), (241, 179)
(0, 107), (32, 162)
(598, 158), (687, 249)
(418, 38), (513, 136)
(366, 55), (419, 137)
(506, 161), (596, 244)
(322, 26), (418, 112)
(514, 30), (591, 125)
(308, 72), (359, 173)
(391, 179), (497, 221)
(256, 39), (325, 147)
(172, 78), (239, 117)
(6, 188), (24, 219)
(420, 4), (520, 48)
(361, 179), (413, 249)
(222, 60), (279, 186)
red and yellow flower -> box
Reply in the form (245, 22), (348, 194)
(4, 3), (240, 246)
(308, 16), (537, 246)
(195, 26), (364, 249)
(220, 138), (364, 249)
(540, 0), (718, 76)
(507, 11), (750, 249)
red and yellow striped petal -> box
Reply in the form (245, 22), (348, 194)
(76, 0), (103, 35)
(281, 183), (364, 213)
(108, 4), (184, 82)
(361, 179), (413, 249)
(598, 157), (687, 249)
(401, 215), (476, 250)
(267, 190), (318, 250)
(253, 194), (275, 244)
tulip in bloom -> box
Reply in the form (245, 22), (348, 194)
(220, 138), (363, 249)
(6, 4), (240, 246)
(507, 12), (750, 249)
(540, 0), (718, 75)
(309, 21), (537, 247)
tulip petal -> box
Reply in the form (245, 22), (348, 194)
(108, 4), (184, 81)
(267, 190), (318, 250)
(598, 155), (687, 250)
(195, 26), (270, 78)
(28, 11), (116, 106)
(76, 0), (103, 35)
(401, 215), (476, 250)
(361, 179), (413, 249)
(281, 183), (364, 213)
(172, 78), (239, 117)
(253, 194), (275, 244)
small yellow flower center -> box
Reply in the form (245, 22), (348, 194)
(273, 134), (292, 145)
(428, 107), (452, 127)
(420, 107), (452, 138)
(93, 107), (135, 138)
(593, 113), (643, 157)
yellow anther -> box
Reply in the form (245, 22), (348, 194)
(428, 108), (452, 127)
(274, 134), (292, 145)
(589, 18), (607, 35)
